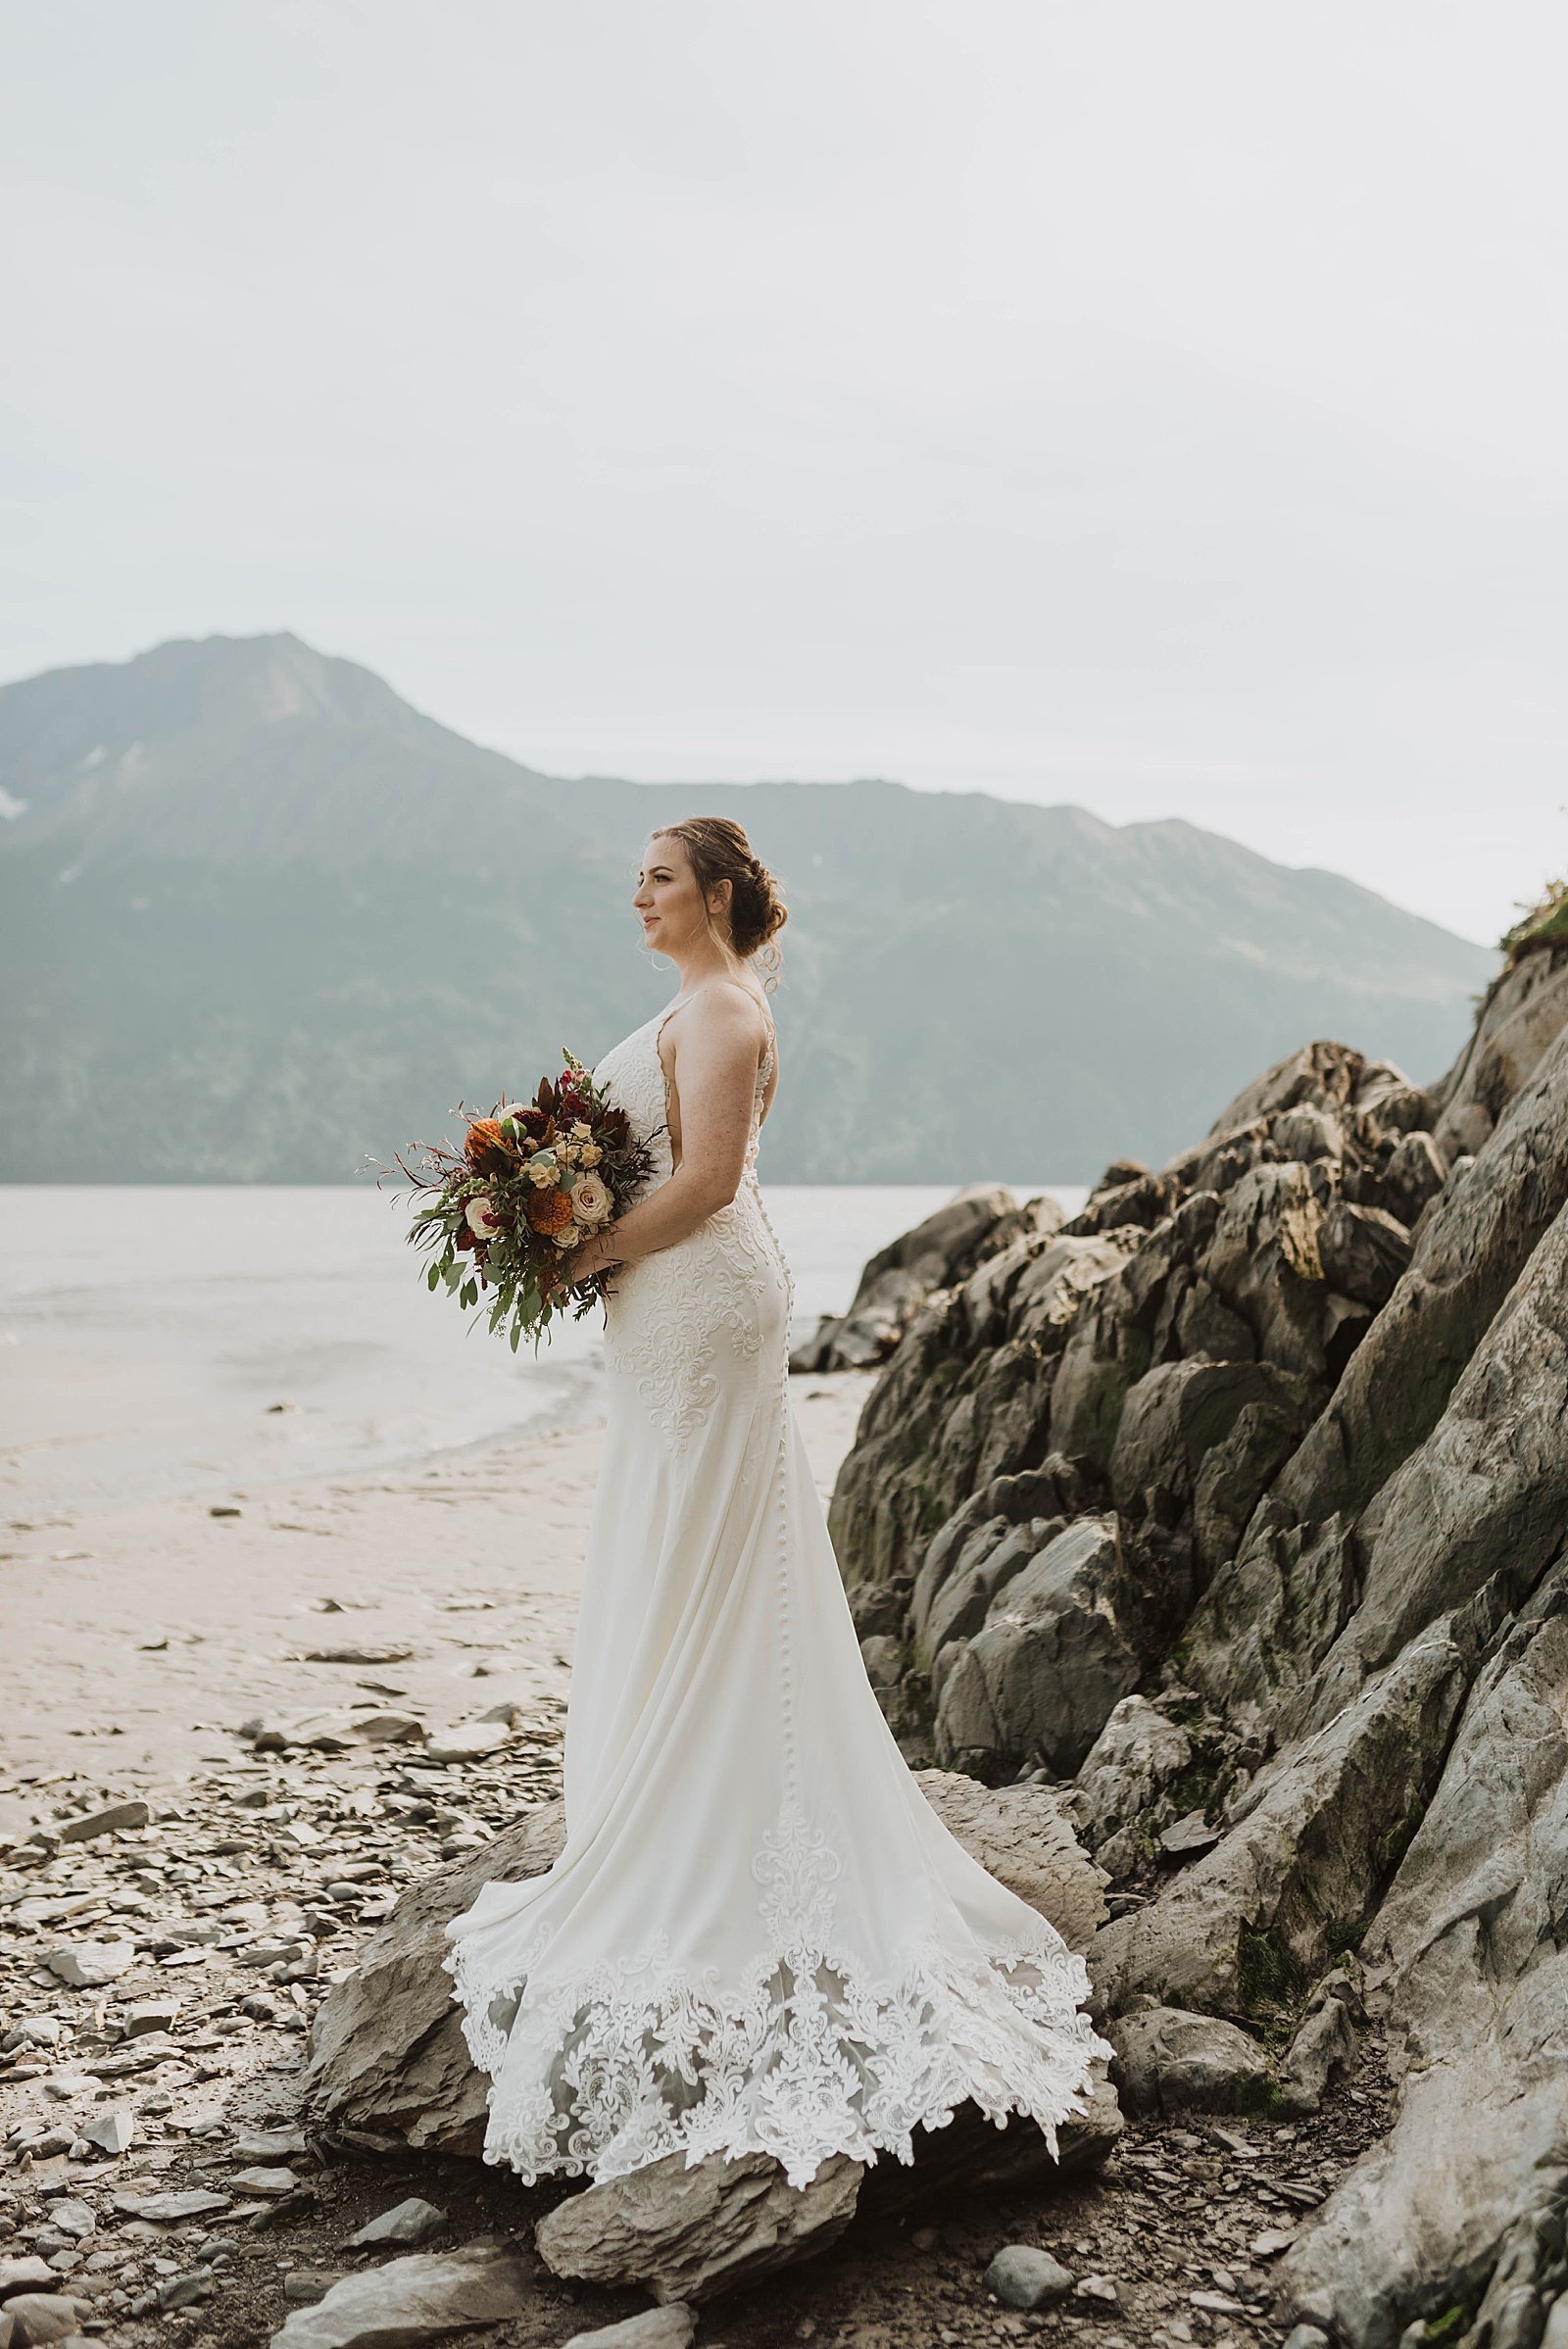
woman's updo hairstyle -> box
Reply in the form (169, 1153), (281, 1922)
(653, 816), (788, 993)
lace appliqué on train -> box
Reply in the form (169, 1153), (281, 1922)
(443, 1792), (1106, 2191)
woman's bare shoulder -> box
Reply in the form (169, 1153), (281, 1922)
(668, 978), (771, 1050)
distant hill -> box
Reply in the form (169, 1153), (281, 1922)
(0, 633), (1493, 1184)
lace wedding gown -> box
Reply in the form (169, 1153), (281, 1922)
(443, 994), (1111, 2191)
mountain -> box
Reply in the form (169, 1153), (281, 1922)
(0, 633), (1493, 1184)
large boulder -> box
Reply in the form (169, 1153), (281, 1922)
(1067, 1693), (1195, 1856)
(1275, 1564), (1568, 2349)
(534, 2150), (864, 2306)
(534, 2071), (1124, 2304)
(1431, 940), (1568, 1160)
(1106, 2005), (1278, 2118)
(933, 1517), (1144, 1780)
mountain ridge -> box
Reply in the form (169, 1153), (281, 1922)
(0, 633), (1493, 1183)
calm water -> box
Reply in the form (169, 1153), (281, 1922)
(0, 1183), (1086, 1514)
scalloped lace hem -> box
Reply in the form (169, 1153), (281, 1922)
(442, 1923), (1114, 2192)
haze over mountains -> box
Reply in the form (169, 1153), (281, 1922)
(0, 634), (1492, 1185)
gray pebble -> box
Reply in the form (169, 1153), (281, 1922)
(983, 2245), (1074, 2310)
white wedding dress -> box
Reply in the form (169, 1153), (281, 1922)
(443, 993), (1111, 2191)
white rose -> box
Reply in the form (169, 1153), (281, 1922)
(570, 1171), (612, 1227)
(465, 1195), (503, 1242)
(554, 1223), (583, 1251)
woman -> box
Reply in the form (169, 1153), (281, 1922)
(443, 814), (1110, 2192)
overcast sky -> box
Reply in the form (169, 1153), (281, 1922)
(4, 1), (1565, 943)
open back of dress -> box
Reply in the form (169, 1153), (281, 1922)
(444, 998), (1110, 2189)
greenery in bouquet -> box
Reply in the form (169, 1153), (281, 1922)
(372, 1051), (662, 1351)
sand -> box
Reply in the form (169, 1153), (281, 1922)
(0, 1369), (879, 1799)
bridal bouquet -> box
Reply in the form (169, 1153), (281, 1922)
(375, 1052), (662, 1352)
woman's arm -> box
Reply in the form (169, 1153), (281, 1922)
(567, 987), (766, 1278)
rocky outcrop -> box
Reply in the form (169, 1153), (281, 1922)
(824, 942), (1568, 2346)
(789, 1183), (1059, 1372)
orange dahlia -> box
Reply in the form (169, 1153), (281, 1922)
(525, 1185), (574, 1236)
(464, 1118), (505, 1169)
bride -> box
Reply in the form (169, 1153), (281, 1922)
(442, 814), (1111, 2193)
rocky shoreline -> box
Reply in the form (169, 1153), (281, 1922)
(3, 936), (1565, 2348)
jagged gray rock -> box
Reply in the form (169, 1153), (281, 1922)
(563, 2310), (697, 2349)
(1106, 2005), (1276, 2117)
(535, 2149), (863, 2305)
(817, 948), (1568, 2344)
(536, 2070), (1123, 2304)
(790, 1185), (1057, 1372)
(1068, 1694), (1194, 1855)
(1276, 1559), (1568, 2346)
(934, 1517), (1142, 1779)
(268, 2242), (529, 2347)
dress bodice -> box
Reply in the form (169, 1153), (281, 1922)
(589, 994), (793, 1451)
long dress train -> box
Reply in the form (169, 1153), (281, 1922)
(442, 996), (1113, 2190)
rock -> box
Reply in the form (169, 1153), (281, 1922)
(1381, 1130), (1448, 1226)
(56, 1800), (150, 1843)
(983, 2245), (1074, 2309)
(1316, 1199), (1412, 1309)
(790, 1185), (1047, 1372)
(158, 2269), (214, 2312)
(1277, 1982), (1358, 2115)
(123, 1997), (181, 2035)
(1155, 1810), (1221, 1860)
(2, 2301), (86, 2349)
(1280, 2330), (1332, 2349)
(857, 1634), (904, 1690)
(268, 2243), (529, 2347)
(42, 1941), (135, 1988)
(1107, 2007), (1277, 2118)
(410, 2053), (1113, 2311)
(1074, 2273), (1120, 2305)
(113, 2189), (232, 2223)
(422, 1722), (510, 1764)
(38, 2207), (90, 2246)
(298, 1643), (415, 1666)
(346, 2199), (447, 2247)
(353, 1713), (425, 1746)
(934, 1517), (1143, 1778)
(1276, 1564), (1568, 2345)
(908, 1772), (1107, 1950)
(561, 2308), (697, 2349)
(1069, 1695), (1194, 1853)
(229, 2167), (299, 2197)
(249, 1711), (358, 1753)
(283, 2275), (341, 2306)
(915, 1514), (1065, 1667)
(0, 2260), (56, 2299)
(534, 2150), (864, 2304)
(233, 2128), (308, 2161)
(1432, 941), (1568, 1158)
